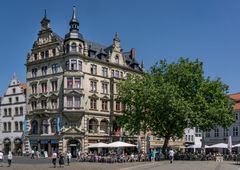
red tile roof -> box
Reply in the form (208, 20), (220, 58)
(229, 93), (240, 101)
(20, 83), (27, 90)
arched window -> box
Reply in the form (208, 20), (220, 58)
(71, 43), (77, 52)
(100, 119), (108, 134)
(20, 107), (23, 115)
(15, 121), (19, 131)
(19, 121), (23, 131)
(3, 122), (7, 131)
(115, 55), (119, 64)
(51, 118), (57, 134)
(31, 120), (38, 134)
(8, 122), (11, 132)
(41, 119), (49, 134)
(88, 118), (98, 133)
(79, 44), (83, 53)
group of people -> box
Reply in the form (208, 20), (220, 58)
(51, 151), (72, 168)
(0, 151), (13, 167)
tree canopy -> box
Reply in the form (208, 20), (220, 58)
(117, 57), (234, 152)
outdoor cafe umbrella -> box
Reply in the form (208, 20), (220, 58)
(107, 141), (136, 148)
(88, 142), (109, 148)
(208, 143), (228, 148)
(187, 144), (210, 149)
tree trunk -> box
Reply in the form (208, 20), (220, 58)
(162, 136), (170, 157)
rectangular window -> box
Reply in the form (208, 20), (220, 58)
(102, 100), (108, 111)
(66, 61), (69, 71)
(67, 96), (73, 108)
(15, 97), (19, 103)
(31, 68), (37, 78)
(8, 108), (12, 116)
(91, 64), (97, 75)
(90, 81), (97, 92)
(102, 83), (108, 94)
(67, 78), (73, 89)
(52, 49), (56, 56)
(78, 60), (82, 71)
(20, 107), (23, 115)
(8, 122), (11, 132)
(214, 128), (219, 137)
(15, 107), (19, 115)
(15, 122), (18, 131)
(102, 67), (108, 77)
(90, 99), (97, 110)
(75, 78), (81, 89)
(41, 100), (47, 109)
(51, 80), (58, 92)
(45, 50), (49, 58)
(223, 128), (229, 137)
(9, 98), (12, 104)
(41, 83), (47, 93)
(41, 66), (47, 76)
(111, 70), (114, 77)
(236, 112), (239, 120)
(41, 51), (44, 59)
(52, 64), (59, 74)
(4, 109), (7, 116)
(32, 84), (37, 94)
(115, 70), (119, 78)
(71, 60), (77, 70)
(51, 99), (57, 109)
(20, 122), (23, 131)
(233, 126), (239, 137)
(116, 101), (121, 111)
(75, 96), (81, 108)
(31, 101), (37, 110)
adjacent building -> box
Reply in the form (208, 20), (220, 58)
(205, 93), (240, 149)
(0, 74), (26, 154)
(25, 8), (143, 157)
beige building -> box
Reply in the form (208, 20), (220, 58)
(25, 8), (143, 157)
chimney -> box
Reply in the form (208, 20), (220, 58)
(131, 48), (135, 60)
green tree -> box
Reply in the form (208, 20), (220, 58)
(118, 57), (234, 154)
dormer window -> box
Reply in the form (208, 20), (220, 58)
(52, 49), (56, 56)
(13, 88), (16, 94)
(79, 44), (83, 53)
(71, 43), (77, 52)
(115, 55), (119, 64)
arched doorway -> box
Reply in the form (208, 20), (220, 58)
(67, 139), (80, 158)
(14, 138), (22, 156)
(3, 138), (11, 154)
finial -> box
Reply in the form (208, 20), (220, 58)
(72, 6), (76, 20)
(44, 9), (47, 18)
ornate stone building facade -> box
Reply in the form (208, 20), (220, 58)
(0, 74), (26, 154)
(25, 8), (143, 157)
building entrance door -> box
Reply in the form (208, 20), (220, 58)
(67, 139), (80, 158)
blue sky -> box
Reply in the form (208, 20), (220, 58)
(0, 0), (240, 95)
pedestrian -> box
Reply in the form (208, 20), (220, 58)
(52, 152), (57, 168)
(169, 148), (174, 164)
(59, 152), (64, 168)
(31, 149), (35, 159)
(7, 151), (13, 167)
(66, 151), (72, 166)
(0, 151), (3, 167)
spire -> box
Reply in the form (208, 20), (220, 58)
(41, 9), (50, 30)
(113, 32), (121, 51)
(69, 6), (79, 31)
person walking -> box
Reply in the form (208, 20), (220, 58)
(59, 152), (64, 168)
(7, 151), (13, 167)
(0, 151), (3, 167)
(52, 152), (57, 168)
(66, 151), (72, 166)
(31, 149), (35, 159)
(169, 148), (174, 164)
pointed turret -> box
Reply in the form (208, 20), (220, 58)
(41, 9), (51, 31)
(69, 6), (79, 31)
(65, 6), (84, 41)
(113, 32), (121, 52)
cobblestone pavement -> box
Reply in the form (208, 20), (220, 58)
(0, 157), (239, 170)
